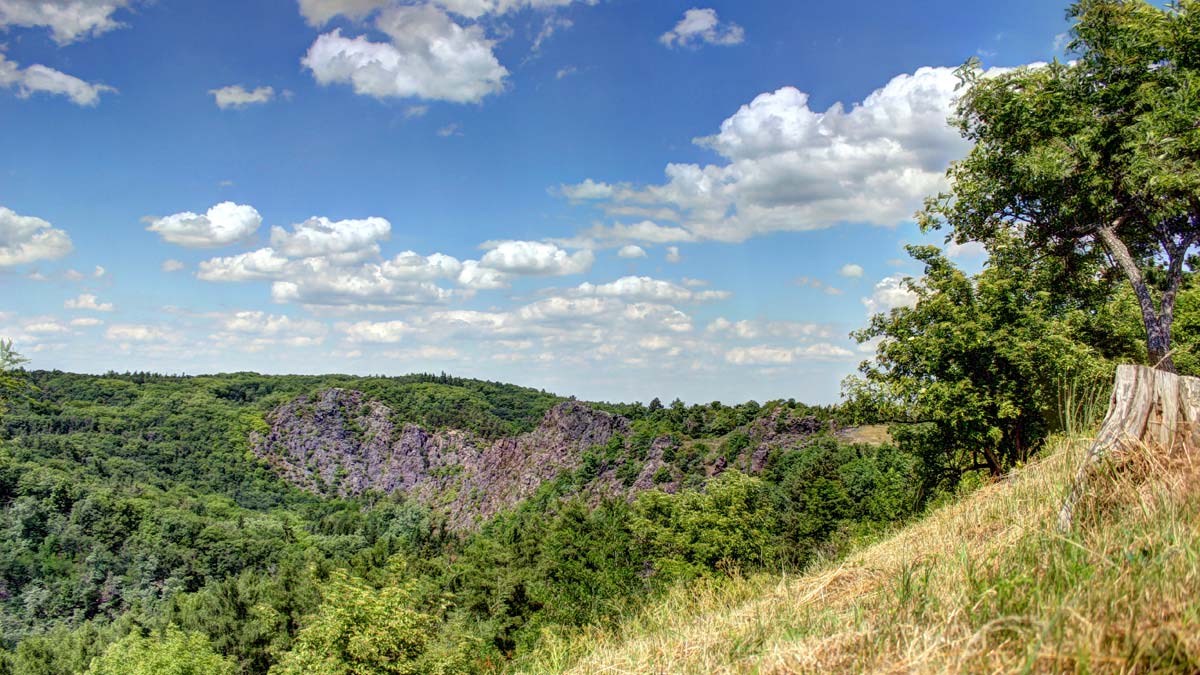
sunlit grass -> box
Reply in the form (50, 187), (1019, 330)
(514, 430), (1200, 674)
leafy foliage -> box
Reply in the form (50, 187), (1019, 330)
(922, 0), (1200, 371)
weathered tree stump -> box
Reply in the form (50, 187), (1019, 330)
(1057, 364), (1200, 532)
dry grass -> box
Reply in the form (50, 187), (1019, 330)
(515, 434), (1200, 675)
(837, 425), (894, 447)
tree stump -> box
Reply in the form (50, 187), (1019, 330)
(1057, 364), (1200, 532)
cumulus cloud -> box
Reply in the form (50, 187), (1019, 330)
(707, 317), (832, 340)
(64, 293), (113, 311)
(840, 263), (864, 278)
(725, 343), (853, 366)
(302, 4), (507, 104)
(343, 319), (411, 343)
(564, 66), (1004, 243)
(0, 53), (115, 106)
(382, 250), (462, 280)
(270, 216), (390, 257)
(558, 178), (615, 201)
(0, 0), (136, 44)
(210, 84), (274, 109)
(659, 8), (743, 49)
(479, 240), (593, 276)
(297, 0), (595, 24)
(862, 276), (918, 316)
(617, 244), (646, 259)
(576, 276), (729, 304)
(210, 310), (327, 350)
(146, 202), (262, 248)
(0, 206), (73, 266)
(197, 248), (290, 282)
(457, 259), (509, 289)
(105, 324), (170, 342)
(270, 260), (455, 308)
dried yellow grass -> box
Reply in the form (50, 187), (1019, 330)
(516, 434), (1200, 675)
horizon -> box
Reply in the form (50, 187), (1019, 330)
(1, 0), (1075, 404)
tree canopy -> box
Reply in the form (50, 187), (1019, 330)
(922, 0), (1200, 372)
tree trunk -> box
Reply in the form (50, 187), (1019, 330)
(1095, 225), (1177, 373)
(1057, 364), (1200, 532)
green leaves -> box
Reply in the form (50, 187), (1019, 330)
(85, 627), (235, 675)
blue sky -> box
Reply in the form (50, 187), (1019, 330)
(1, 0), (1074, 404)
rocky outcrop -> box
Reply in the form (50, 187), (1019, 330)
(251, 390), (630, 529)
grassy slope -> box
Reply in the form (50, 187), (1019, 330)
(516, 434), (1200, 674)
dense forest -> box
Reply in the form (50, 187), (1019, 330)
(3, 0), (1200, 672)
(0, 366), (927, 674)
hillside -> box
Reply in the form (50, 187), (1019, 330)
(0, 369), (879, 673)
(515, 433), (1200, 674)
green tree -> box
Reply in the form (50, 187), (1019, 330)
(270, 569), (442, 675)
(0, 340), (27, 416)
(923, 0), (1200, 372)
(845, 240), (1126, 482)
(84, 626), (235, 675)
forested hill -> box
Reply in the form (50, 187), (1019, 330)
(0, 369), (913, 674)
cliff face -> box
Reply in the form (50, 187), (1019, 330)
(251, 388), (831, 529)
(251, 389), (631, 529)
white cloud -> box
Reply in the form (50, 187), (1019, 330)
(0, 0), (135, 44)
(105, 324), (169, 342)
(0, 206), (73, 265)
(532, 14), (571, 52)
(576, 276), (729, 304)
(573, 220), (696, 248)
(707, 317), (831, 340)
(296, 0), (391, 25)
(725, 345), (796, 366)
(23, 320), (69, 335)
(343, 319), (411, 343)
(146, 201), (262, 248)
(382, 250), (462, 280)
(210, 84), (274, 109)
(434, 0), (593, 20)
(457, 259), (510, 289)
(298, 0), (598, 25)
(559, 178), (614, 201)
(0, 53), (114, 106)
(210, 311), (328, 350)
(64, 293), (113, 311)
(946, 240), (987, 258)
(270, 264), (454, 308)
(196, 248), (290, 281)
(301, 4), (508, 104)
(161, 259), (185, 272)
(725, 343), (852, 366)
(862, 275), (918, 316)
(270, 216), (390, 257)
(479, 240), (593, 276)
(617, 244), (646, 259)
(840, 263), (864, 278)
(665, 246), (682, 263)
(566, 66), (1004, 244)
(659, 8), (744, 49)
